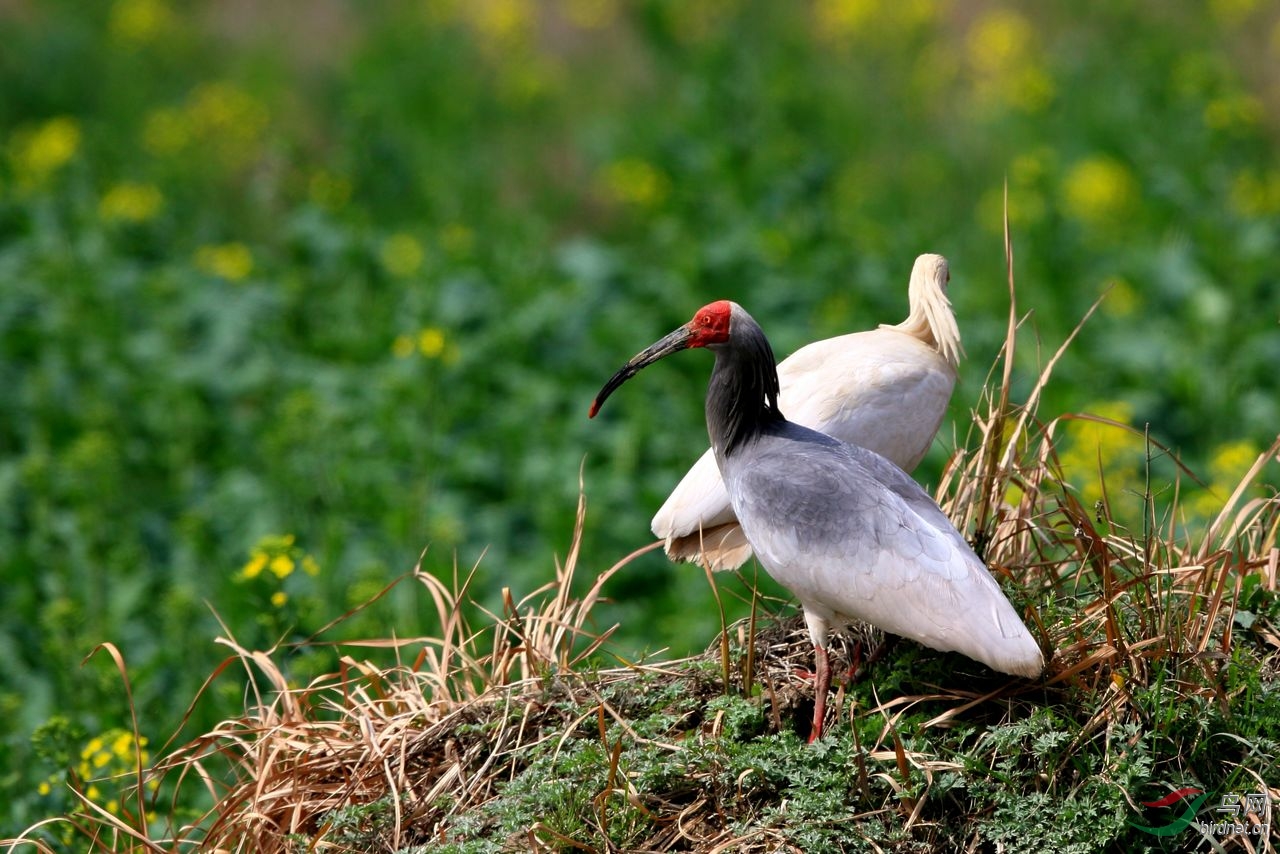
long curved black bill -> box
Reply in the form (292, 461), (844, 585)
(589, 325), (692, 418)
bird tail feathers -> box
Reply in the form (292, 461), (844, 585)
(664, 523), (754, 572)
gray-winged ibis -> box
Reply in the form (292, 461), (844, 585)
(589, 300), (1044, 741)
(652, 254), (960, 571)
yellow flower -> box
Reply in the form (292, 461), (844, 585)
(392, 334), (416, 359)
(143, 82), (267, 165)
(968, 10), (1032, 75)
(1081, 400), (1133, 429)
(1209, 440), (1259, 481)
(418, 327), (447, 358)
(966, 10), (1054, 112)
(1189, 439), (1263, 518)
(186, 82), (269, 145)
(1058, 401), (1144, 509)
(87, 785), (102, 802)
(599, 158), (669, 208)
(82, 737), (104, 760)
(380, 233), (425, 277)
(269, 554), (295, 580)
(270, 590), (289, 608)
(815, 0), (936, 46)
(195, 242), (254, 281)
(108, 0), (174, 44)
(99, 182), (164, 223)
(241, 552), (267, 580)
(302, 555), (320, 576)
(93, 750), (112, 769)
(37, 781), (52, 796)
(1062, 157), (1138, 228)
(10, 116), (81, 187)
(111, 732), (134, 759)
(470, 0), (535, 46)
(814, 0), (879, 39)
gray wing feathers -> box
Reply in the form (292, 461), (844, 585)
(726, 427), (1043, 677)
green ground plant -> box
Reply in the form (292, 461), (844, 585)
(8, 251), (1277, 850)
(2, 0), (1279, 844)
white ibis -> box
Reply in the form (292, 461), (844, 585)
(652, 254), (960, 571)
(589, 300), (1044, 741)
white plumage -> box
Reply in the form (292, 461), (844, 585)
(651, 254), (960, 571)
(729, 431), (1045, 681)
(589, 298), (1044, 742)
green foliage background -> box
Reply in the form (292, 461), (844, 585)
(2, 0), (1277, 833)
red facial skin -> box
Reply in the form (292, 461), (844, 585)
(687, 300), (733, 348)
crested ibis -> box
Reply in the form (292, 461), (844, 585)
(652, 254), (960, 571)
(589, 300), (1044, 741)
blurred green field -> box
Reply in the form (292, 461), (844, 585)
(2, 0), (1279, 835)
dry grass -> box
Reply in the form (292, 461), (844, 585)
(17, 429), (1274, 851)
(8, 227), (1280, 852)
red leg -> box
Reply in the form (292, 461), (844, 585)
(808, 644), (831, 744)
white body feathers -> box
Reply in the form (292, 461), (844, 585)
(652, 254), (960, 570)
(724, 424), (1044, 678)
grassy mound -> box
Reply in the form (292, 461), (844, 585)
(9, 254), (1279, 853)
